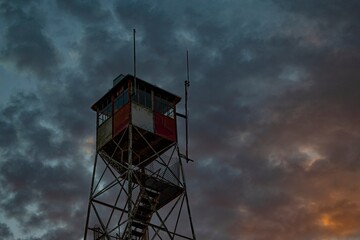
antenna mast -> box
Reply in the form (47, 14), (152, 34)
(133, 28), (137, 95)
(185, 50), (190, 160)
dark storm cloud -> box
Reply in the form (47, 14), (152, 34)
(56, 0), (109, 23)
(114, 1), (177, 54)
(0, 1), (61, 79)
(1, 0), (360, 239)
(0, 156), (88, 225)
(275, 0), (360, 22)
(38, 74), (96, 140)
(113, 1), (235, 87)
(77, 26), (132, 82)
(0, 92), (76, 160)
(0, 91), (90, 239)
(0, 222), (13, 239)
(274, 0), (360, 49)
(180, 1), (360, 239)
(0, 118), (17, 147)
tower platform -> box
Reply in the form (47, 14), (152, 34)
(100, 125), (175, 168)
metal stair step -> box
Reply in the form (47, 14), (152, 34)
(138, 205), (152, 214)
(132, 221), (147, 230)
(131, 229), (143, 237)
(134, 213), (151, 222)
(139, 196), (154, 206)
(145, 189), (160, 199)
(139, 200), (152, 209)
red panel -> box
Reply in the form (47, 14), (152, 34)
(154, 112), (176, 142)
(113, 102), (130, 137)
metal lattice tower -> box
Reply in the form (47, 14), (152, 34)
(83, 74), (196, 240)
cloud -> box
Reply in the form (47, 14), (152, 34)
(0, 1), (61, 79)
(0, 118), (17, 147)
(0, 222), (13, 239)
(0, 0), (360, 239)
(55, 0), (110, 23)
(0, 91), (90, 239)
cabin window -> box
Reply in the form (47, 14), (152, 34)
(154, 95), (174, 118)
(98, 102), (112, 126)
(114, 88), (129, 112)
(133, 85), (152, 109)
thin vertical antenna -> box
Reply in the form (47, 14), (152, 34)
(133, 29), (137, 95)
(185, 50), (190, 160)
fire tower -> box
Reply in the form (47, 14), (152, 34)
(84, 74), (196, 240)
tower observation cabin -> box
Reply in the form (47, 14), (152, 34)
(85, 74), (196, 240)
(92, 74), (180, 166)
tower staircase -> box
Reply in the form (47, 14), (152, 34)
(124, 168), (184, 240)
(128, 188), (160, 239)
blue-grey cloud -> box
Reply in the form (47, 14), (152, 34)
(0, 1), (61, 79)
(0, 222), (13, 239)
(1, 0), (360, 239)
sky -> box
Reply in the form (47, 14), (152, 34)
(0, 0), (360, 239)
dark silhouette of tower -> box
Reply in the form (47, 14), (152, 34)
(84, 74), (196, 240)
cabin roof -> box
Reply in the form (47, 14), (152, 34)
(91, 74), (181, 111)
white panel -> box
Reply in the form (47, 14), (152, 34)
(132, 103), (154, 133)
(97, 118), (112, 150)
